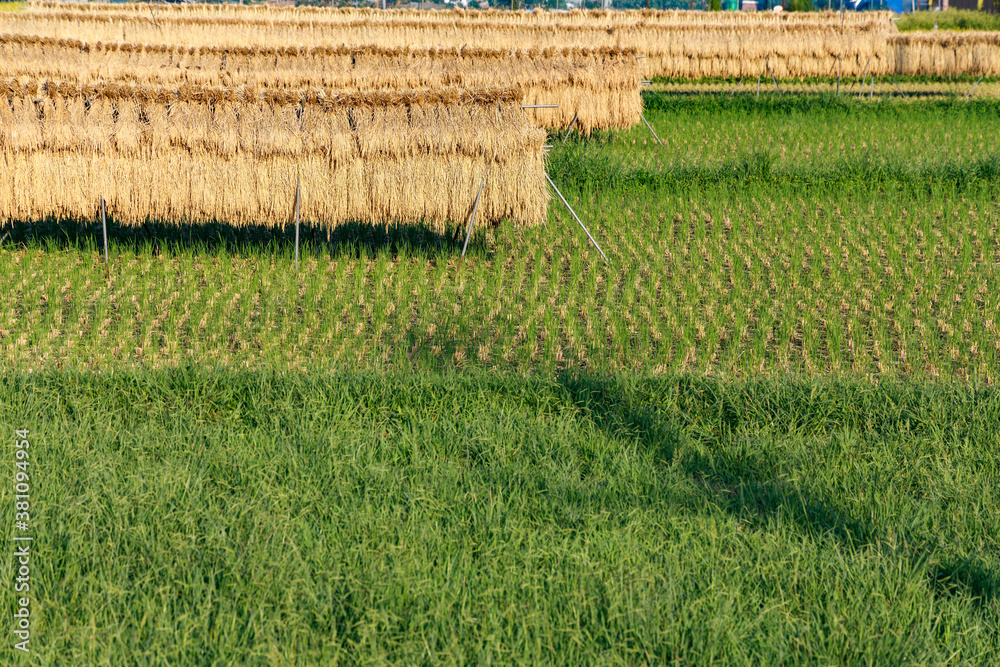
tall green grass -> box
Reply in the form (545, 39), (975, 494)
(1, 369), (997, 663)
(898, 9), (1000, 33)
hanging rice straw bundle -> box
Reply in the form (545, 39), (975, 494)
(0, 35), (641, 132)
(0, 78), (548, 232)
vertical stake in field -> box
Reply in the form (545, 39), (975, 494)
(640, 113), (663, 146)
(837, 55), (842, 95)
(545, 173), (609, 265)
(294, 178), (301, 271)
(458, 175), (486, 272)
(731, 78), (743, 95)
(756, 74), (761, 98)
(100, 196), (109, 281)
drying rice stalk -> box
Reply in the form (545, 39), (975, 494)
(0, 36), (641, 132)
(0, 80), (548, 231)
(25, 3), (896, 29)
(7, 5), (994, 77)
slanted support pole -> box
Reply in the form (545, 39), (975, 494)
(640, 113), (663, 146)
(856, 57), (872, 98)
(562, 112), (579, 143)
(459, 176), (486, 272)
(965, 74), (985, 100)
(545, 173), (609, 265)
(767, 63), (780, 93)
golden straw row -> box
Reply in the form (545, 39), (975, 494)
(0, 12), (898, 77)
(0, 36), (641, 133)
(0, 80), (547, 231)
(8, 8), (994, 77)
(10, 7), (893, 37)
(888, 32), (1000, 77)
(25, 3), (897, 29)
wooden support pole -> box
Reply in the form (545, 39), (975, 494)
(837, 55), (842, 95)
(756, 74), (761, 98)
(100, 196), (109, 280)
(458, 176), (486, 272)
(731, 78), (743, 95)
(545, 173), (609, 265)
(294, 179), (301, 271)
(640, 113), (663, 146)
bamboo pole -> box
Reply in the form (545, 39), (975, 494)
(458, 175), (486, 272)
(545, 173), (608, 265)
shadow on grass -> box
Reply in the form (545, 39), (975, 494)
(557, 374), (999, 608)
(1, 216), (492, 261)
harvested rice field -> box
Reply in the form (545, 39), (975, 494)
(1, 5), (998, 664)
(4, 94), (999, 381)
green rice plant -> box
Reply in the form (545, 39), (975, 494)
(1, 370), (998, 663)
(3, 94), (999, 381)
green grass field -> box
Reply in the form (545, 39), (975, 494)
(2, 93), (999, 663)
(1, 371), (998, 663)
(898, 9), (1000, 33)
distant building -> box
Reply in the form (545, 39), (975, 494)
(950, 0), (996, 10)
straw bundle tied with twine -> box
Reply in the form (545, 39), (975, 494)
(0, 80), (548, 231)
(0, 36), (641, 132)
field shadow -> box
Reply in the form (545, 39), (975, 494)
(556, 374), (999, 608)
(1, 216), (493, 260)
